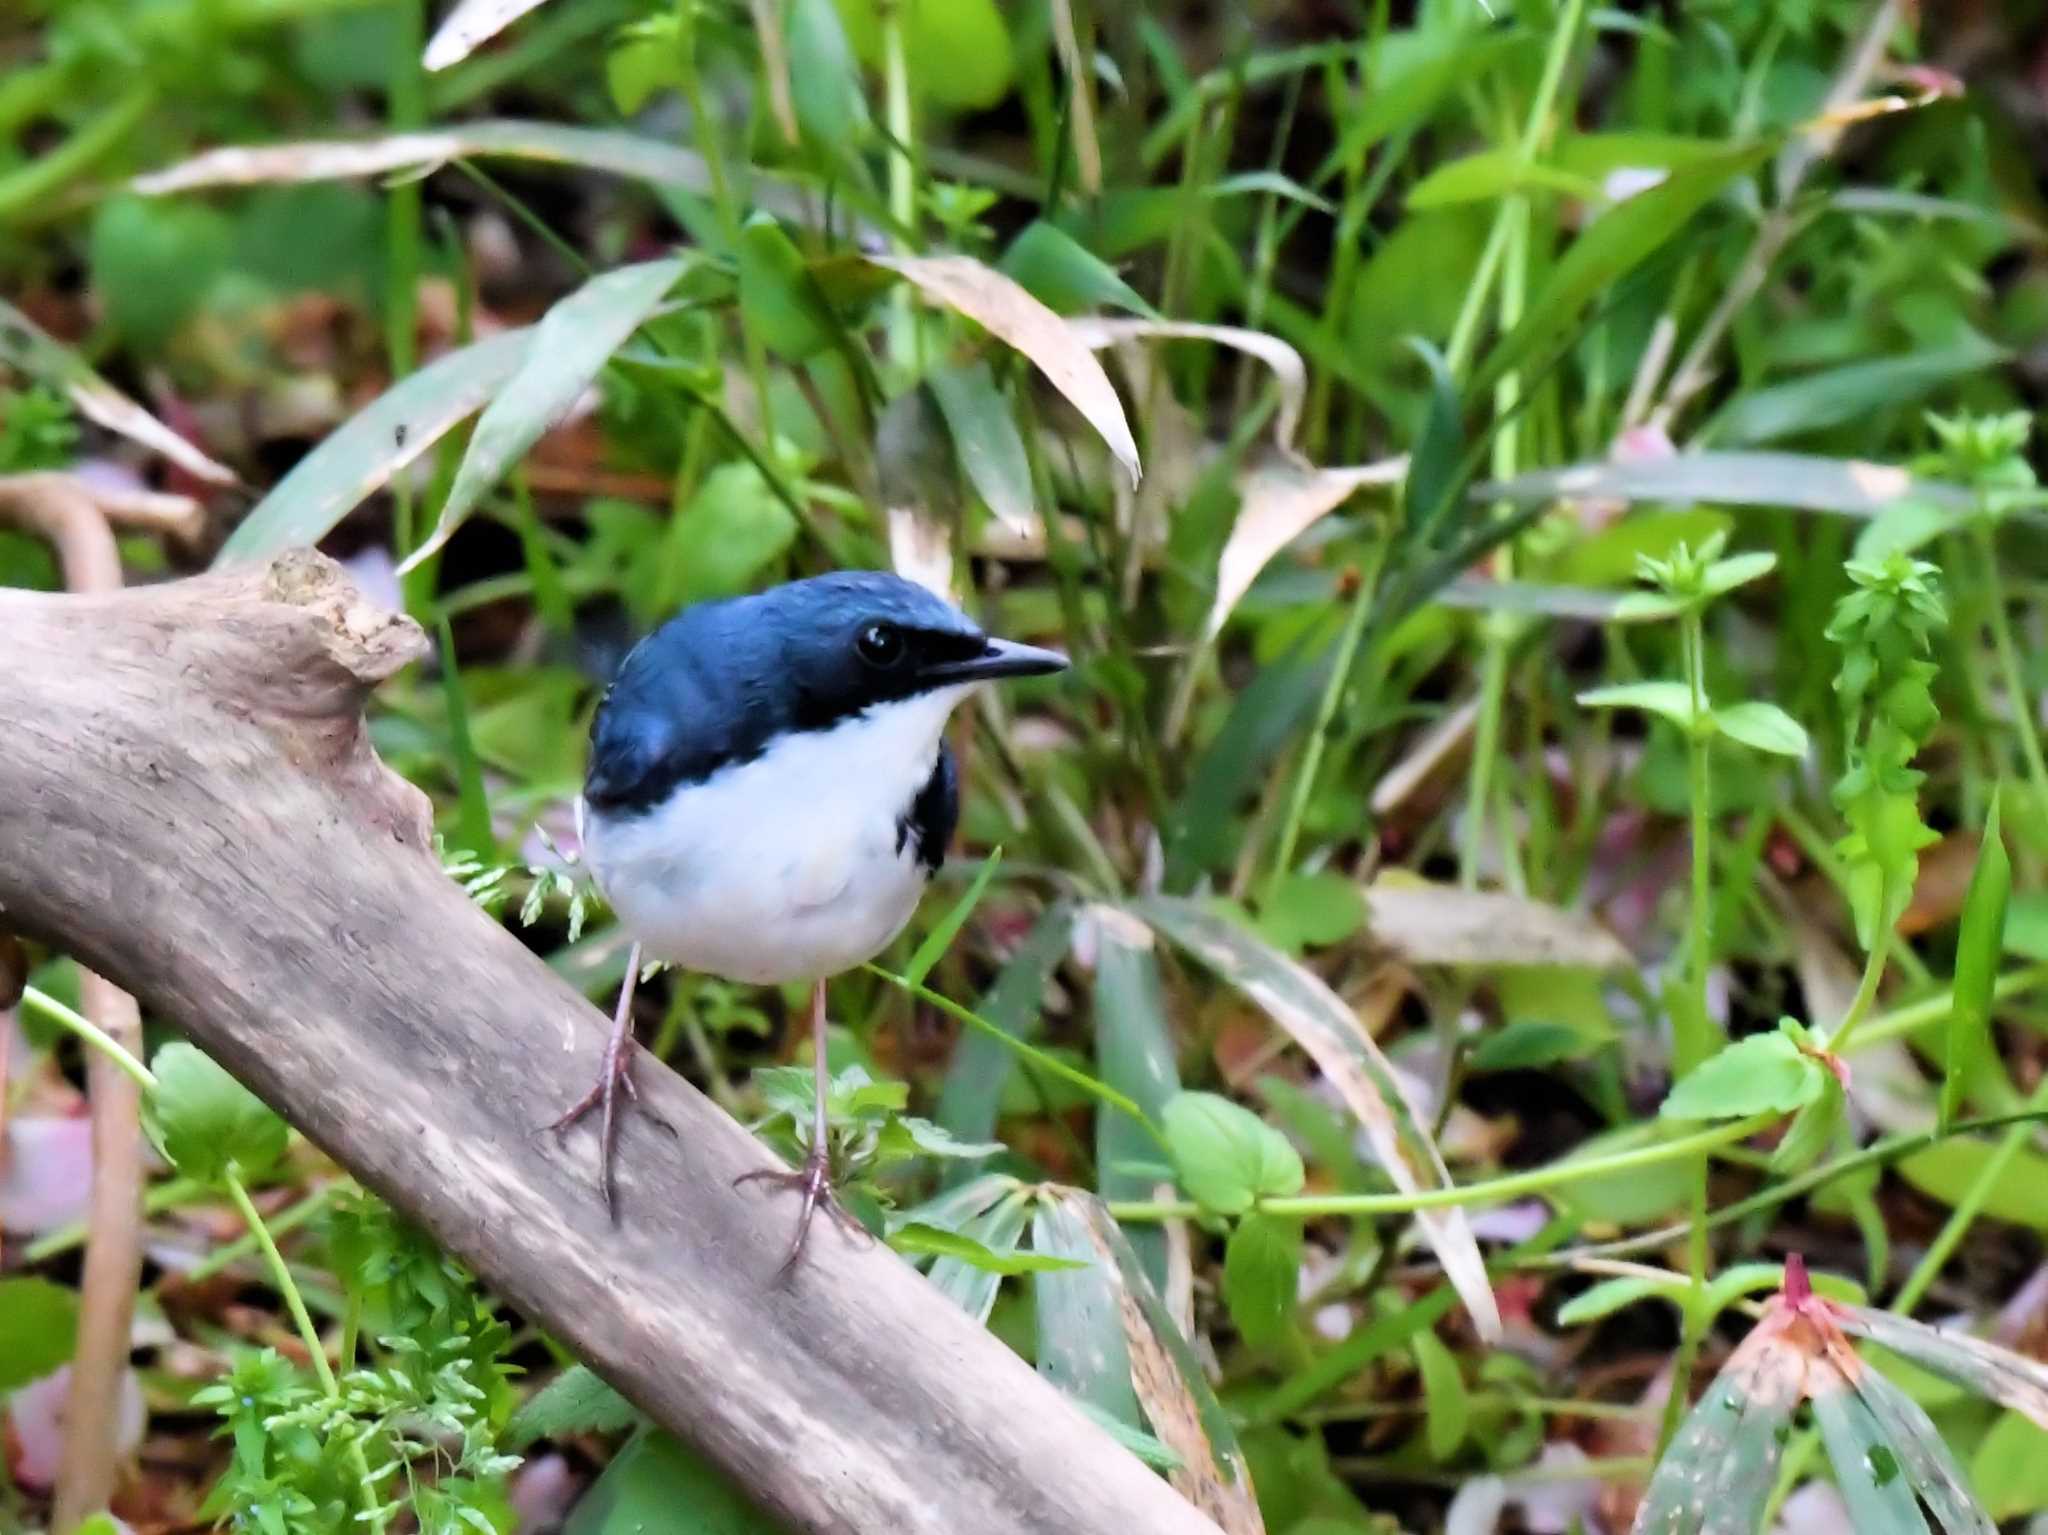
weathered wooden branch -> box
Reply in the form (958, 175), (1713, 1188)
(0, 551), (1222, 1535)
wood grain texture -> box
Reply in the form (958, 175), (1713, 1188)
(0, 551), (1221, 1535)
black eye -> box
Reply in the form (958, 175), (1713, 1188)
(857, 623), (906, 668)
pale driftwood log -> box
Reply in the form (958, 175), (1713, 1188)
(0, 551), (1223, 1535)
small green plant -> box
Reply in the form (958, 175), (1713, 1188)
(0, 385), (78, 472)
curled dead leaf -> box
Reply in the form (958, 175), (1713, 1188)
(1204, 455), (1404, 642)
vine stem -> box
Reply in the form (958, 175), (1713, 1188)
(1108, 1114), (1769, 1222)
(18, 984), (155, 1092)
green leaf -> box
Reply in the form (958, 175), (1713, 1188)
(904, 849), (1002, 989)
(931, 905), (1074, 1179)
(1773, 1071), (1845, 1174)
(1897, 1138), (2048, 1231)
(1699, 550), (1777, 598)
(1712, 701), (1811, 759)
(405, 257), (687, 572)
(1469, 1019), (1595, 1073)
(1092, 912), (1181, 1286)
(218, 328), (533, 563)
(1973, 1411), (2048, 1521)
(1255, 871), (1367, 953)
(664, 462), (799, 606)
(0, 1277), (80, 1391)
(998, 221), (1158, 319)
(1480, 141), (1772, 389)
(888, 1117), (1004, 1160)
(1402, 337), (1463, 546)
(1557, 1275), (1674, 1327)
(1717, 336), (2009, 445)
(1413, 1329), (1470, 1461)
(786, 0), (870, 154)
(89, 194), (230, 350)
(736, 215), (837, 362)
(508, 1364), (641, 1448)
(563, 1428), (780, 1535)
(832, 0), (1012, 110)
(1660, 1033), (1825, 1120)
(1406, 148), (1599, 210)
(891, 1220), (1085, 1274)
(1162, 1091), (1304, 1217)
(148, 1042), (288, 1185)
(1031, 1192), (1142, 1431)
(1577, 680), (1699, 728)
(1223, 1213), (1301, 1353)
(924, 1189), (1032, 1324)
(1944, 795), (2010, 1129)
(927, 361), (1035, 536)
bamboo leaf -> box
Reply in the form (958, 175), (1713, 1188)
(402, 258), (686, 573)
(218, 328), (533, 564)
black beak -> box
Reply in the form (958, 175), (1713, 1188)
(924, 636), (1070, 684)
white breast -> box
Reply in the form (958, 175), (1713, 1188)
(580, 685), (969, 984)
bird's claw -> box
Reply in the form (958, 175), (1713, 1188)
(546, 1038), (636, 1219)
(735, 1146), (867, 1277)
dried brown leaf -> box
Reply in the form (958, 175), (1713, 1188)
(422, 0), (555, 69)
(1203, 455), (1404, 642)
(0, 300), (234, 485)
(870, 255), (1141, 487)
(1067, 318), (1309, 453)
(1364, 878), (1632, 970)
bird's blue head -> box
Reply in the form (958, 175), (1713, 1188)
(585, 571), (1067, 814)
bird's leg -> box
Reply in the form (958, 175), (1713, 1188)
(736, 977), (865, 1274)
(547, 939), (643, 1217)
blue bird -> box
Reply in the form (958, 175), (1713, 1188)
(556, 571), (1068, 1264)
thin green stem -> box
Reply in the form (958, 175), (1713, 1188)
(1108, 1114), (1770, 1222)
(1679, 610), (1715, 1075)
(1821, 887), (1891, 1056)
(224, 1171), (389, 1533)
(224, 1171), (335, 1392)
(1891, 1075), (2048, 1314)
(18, 985), (156, 1092)
(1659, 1171), (1710, 1453)
(1266, 543), (1387, 902)
(1974, 521), (2048, 808)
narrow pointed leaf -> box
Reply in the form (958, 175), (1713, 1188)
(1477, 452), (1975, 518)
(924, 1188), (1033, 1325)
(1810, 1365), (1934, 1535)
(933, 904), (1074, 1179)
(1578, 680), (1699, 728)
(1631, 1313), (1805, 1535)
(1943, 796), (2010, 1128)
(1132, 896), (1502, 1342)
(999, 222), (1158, 319)
(1033, 1189), (1142, 1430)
(1836, 1306), (2048, 1431)
(218, 328), (533, 563)
(1481, 141), (1773, 389)
(402, 258), (684, 573)
(904, 849), (1003, 989)
(893, 1218), (1083, 1275)
(1853, 1368), (1996, 1535)
(928, 360), (1037, 536)
(423, 0), (554, 69)
(867, 254), (1141, 485)
(1091, 906), (1181, 1291)
(1203, 456), (1404, 641)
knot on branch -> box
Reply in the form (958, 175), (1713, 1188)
(260, 548), (428, 688)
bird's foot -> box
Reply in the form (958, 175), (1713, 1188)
(735, 1144), (868, 1277)
(546, 1033), (638, 1218)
